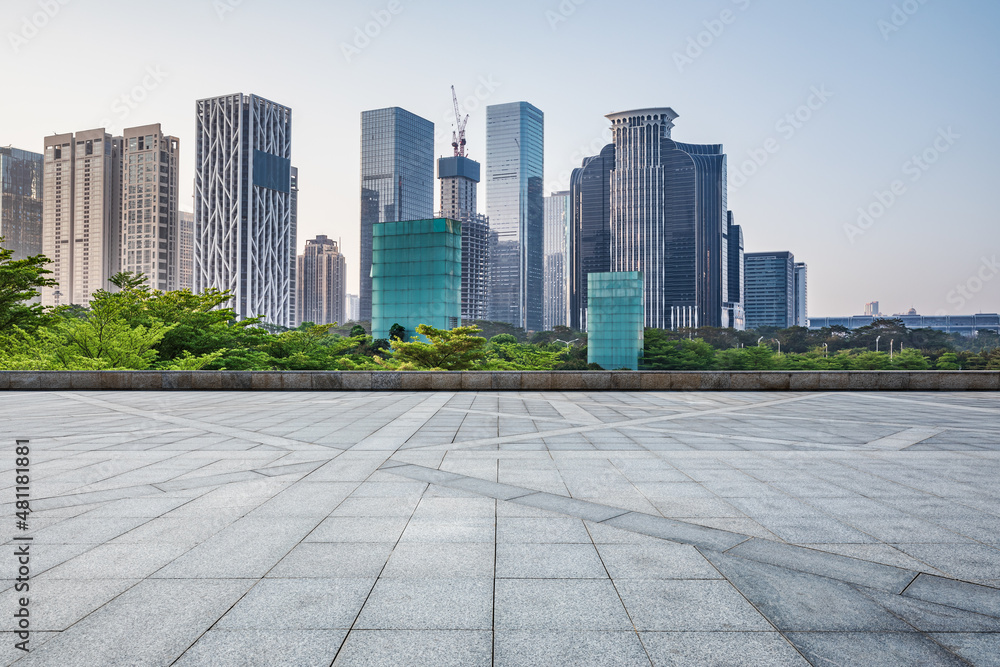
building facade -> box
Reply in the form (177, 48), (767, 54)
(438, 155), (489, 321)
(745, 251), (796, 329)
(794, 262), (808, 327)
(543, 191), (570, 330)
(485, 101), (544, 331)
(296, 235), (347, 326)
(865, 301), (881, 317)
(194, 93), (295, 327)
(371, 218), (461, 341)
(587, 272), (644, 371)
(360, 107), (435, 322)
(606, 109), (728, 330)
(723, 211), (746, 330)
(41, 130), (122, 306)
(0, 147), (43, 261)
(809, 314), (1000, 336)
(120, 125), (180, 291)
(569, 144), (614, 331)
(346, 294), (360, 323)
(177, 212), (194, 290)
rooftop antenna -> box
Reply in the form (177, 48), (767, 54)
(451, 86), (469, 157)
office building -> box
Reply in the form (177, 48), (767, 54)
(371, 218), (461, 341)
(587, 272), (644, 371)
(543, 191), (570, 330)
(865, 301), (881, 317)
(794, 262), (808, 327)
(194, 93), (295, 327)
(438, 155), (489, 321)
(723, 211), (746, 330)
(360, 107), (435, 321)
(486, 101), (544, 331)
(810, 314), (1000, 337)
(297, 235), (347, 326)
(569, 144), (614, 331)
(120, 125), (180, 291)
(607, 109), (728, 329)
(346, 294), (360, 323)
(745, 251), (796, 329)
(41, 129), (122, 306)
(178, 211), (194, 290)
(0, 147), (43, 260)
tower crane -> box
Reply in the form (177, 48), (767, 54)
(451, 86), (469, 157)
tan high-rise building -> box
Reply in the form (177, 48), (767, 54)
(121, 125), (180, 291)
(296, 236), (346, 326)
(42, 130), (122, 307)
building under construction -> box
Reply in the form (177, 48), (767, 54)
(438, 87), (491, 322)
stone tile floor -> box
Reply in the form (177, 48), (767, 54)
(1, 390), (999, 665)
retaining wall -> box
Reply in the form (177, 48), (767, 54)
(0, 371), (998, 391)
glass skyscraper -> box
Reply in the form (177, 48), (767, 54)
(485, 102), (544, 331)
(0, 147), (43, 261)
(794, 262), (808, 327)
(194, 93), (295, 327)
(745, 251), (796, 329)
(543, 191), (570, 330)
(360, 108), (435, 322)
(371, 218), (461, 341)
(723, 211), (746, 330)
(569, 144), (615, 330)
(607, 109), (728, 330)
(588, 272), (644, 371)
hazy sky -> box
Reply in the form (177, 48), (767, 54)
(4, 0), (998, 317)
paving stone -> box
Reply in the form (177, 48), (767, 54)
(354, 579), (493, 630)
(333, 630), (491, 667)
(497, 542), (607, 579)
(903, 574), (1000, 618)
(175, 629), (347, 666)
(928, 633), (1000, 666)
(597, 542), (722, 580)
(785, 632), (969, 666)
(616, 579), (772, 631)
(217, 578), (374, 629)
(381, 542), (495, 579)
(494, 631), (650, 667)
(495, 579), (633, 631)
(640, 632), (809, 666)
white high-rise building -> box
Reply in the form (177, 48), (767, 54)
(794, 262), (808, 327)
(41, 129), (122, 307)
(543, 191), (570, 330)
(178, 212), (194, 290)
(194, 94), (295, 327)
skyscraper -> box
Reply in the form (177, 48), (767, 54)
(865, 301), (880, 317)
(120, 125), (180, 291)
(297, 235), (347, 326)
(438, 155), (489, 321)
(178, 211), (194, 290)
(569, 144), (615, 330)
(606, 109), (728, 329)
(723, 211), (746, 330)
(41, 129), (122, 306)
(360, 107), (435, 321)
(486, 101), (544, 331)
(0, 147), (43, 261)
(745, 251), (795, 329)
(543, 191), (570, 330)
(794, 262), (808, 327)
(194, 93), (295, 327)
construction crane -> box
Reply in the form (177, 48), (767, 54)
(451, 86), (469, 157)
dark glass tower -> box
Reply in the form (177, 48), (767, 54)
(745, 251), (795, 329)
(607, 109), (728, 329)
(0, 147), (43, 261)
(723, 211), (745, 329)
(485, 102), (544, 331)
(569, 143), (614, 330)
(359, 108), (435, 322)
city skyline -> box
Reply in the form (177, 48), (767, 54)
(2, 0), (998, 317)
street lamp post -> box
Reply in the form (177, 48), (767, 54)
(823, 343), (829, 358)
(757, 336), (764, 346)
(890, 340), (894, 360)
(876, 335), (882, 353)
(772, 339), (781, 355)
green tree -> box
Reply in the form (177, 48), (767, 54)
(851, 351), (891, 370)
(390, 325), (488, 370)
(0, 239), (57, 334)
(389, 323), (407, 341)
(935, 352), (961, 370)
(891, 349), (930, 370)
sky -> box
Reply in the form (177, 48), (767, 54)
(3, 0), (999, 317)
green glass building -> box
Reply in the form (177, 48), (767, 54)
(587, 272), (644, 370)
(372, 218), (462, 341)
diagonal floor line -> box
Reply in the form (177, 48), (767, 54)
(59, 392), (339, 452)
(402, 393), (832, 451)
